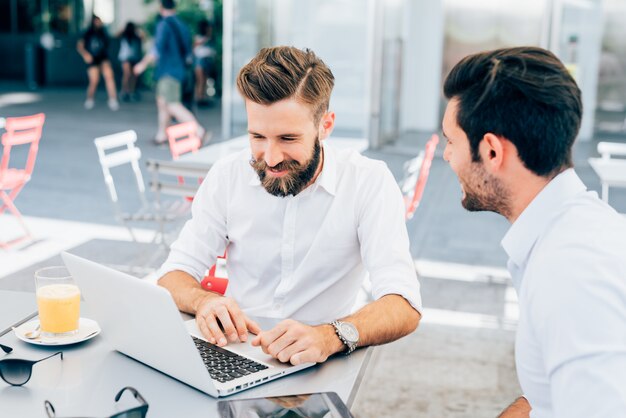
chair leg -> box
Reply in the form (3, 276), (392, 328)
(0, 191), (33, 249)
(0, 185), (25, 216)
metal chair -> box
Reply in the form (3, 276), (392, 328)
(145, 158), (209, 243)
(166, 121), (207, 201)
(94, 130), (189, 245)
(0, 113), (45, 249)
(400, 133), (439, 220)
(146, 158), (229, 294)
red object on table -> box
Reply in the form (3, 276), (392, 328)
(200, 253), (228, 295)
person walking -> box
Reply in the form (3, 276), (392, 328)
(76, 15), (119, 111)
(134, 0), (206, 145)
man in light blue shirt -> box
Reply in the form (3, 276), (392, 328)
(442, 46), (626, 417)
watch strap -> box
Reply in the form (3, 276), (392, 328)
(331, 320), (357, 355)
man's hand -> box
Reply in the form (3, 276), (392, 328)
(195, 295), (261, 347)
(498, 396), (531, 418)
(251, 319), (344, 365)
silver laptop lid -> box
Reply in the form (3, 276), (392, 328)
(61, 252), (217, 396)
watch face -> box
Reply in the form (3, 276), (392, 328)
(340, 323), (359, 343)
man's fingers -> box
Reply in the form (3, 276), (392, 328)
(255, 323), (289, 354)
(196, 315), (217, 344)
(204, 315), (227, 346)
(289, 350), (307, 366)
(227, 303), (251, 342)
(289, 348), (321, 366)
(267, 332), (299, 359)
(245, 317), (262, 335)
(214, 306), (238, 344)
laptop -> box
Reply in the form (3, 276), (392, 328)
(61, 252), (316, 397)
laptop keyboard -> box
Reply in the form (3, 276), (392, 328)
(192, 336), (269, 383)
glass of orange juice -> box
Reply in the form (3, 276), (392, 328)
(35, 266), (81, 337)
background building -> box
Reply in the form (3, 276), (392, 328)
(1, 0), (624, 146)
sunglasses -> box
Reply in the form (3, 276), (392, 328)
(0, 343), (63, 386)
(45, 386), (149, 418)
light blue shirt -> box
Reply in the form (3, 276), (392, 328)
(502, 168), (626, 418)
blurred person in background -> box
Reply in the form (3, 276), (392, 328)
(76, 15), (119, 111)
(193, 19), (217, 107)
(134, 0), (206, 145)
(118, 21), (144, 102)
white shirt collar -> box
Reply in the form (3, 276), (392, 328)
(501, 168), (587, 268)
(247, 141), (337, 196)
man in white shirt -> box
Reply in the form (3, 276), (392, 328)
(442, 46), (626, 417)
(158, 46), (422, 366)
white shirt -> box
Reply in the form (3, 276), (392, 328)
(159, 143), (422, 323)
(501, 169), (626, 418)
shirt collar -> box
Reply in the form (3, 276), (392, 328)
(501, 168), (587, 268)
(247, 141), (338, 196)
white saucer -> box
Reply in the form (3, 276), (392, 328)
(14, 318), (101, 346)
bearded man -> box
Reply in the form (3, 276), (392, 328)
(158, 46), (422, 366)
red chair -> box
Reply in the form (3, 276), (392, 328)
(402, 133), (439, 220)
(200, 250), (229, 295)
(166, 121), (202, 160)
(166, 121), (204, 201)
(0, 113), (45, 248)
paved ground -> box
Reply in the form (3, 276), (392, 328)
(1, 82), (625, 417)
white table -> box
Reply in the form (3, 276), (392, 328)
(0, 290), (372, 417)
(181, 135), (368, 168)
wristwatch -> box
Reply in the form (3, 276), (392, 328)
(331, 321), (359, 355)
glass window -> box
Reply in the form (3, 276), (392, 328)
(0, 0), (11, 33)
(16, 0), (41, 33)
(595, 0), (626, 132)
(49, 0), (74, 34)
(442, 0), (544, 77)
(225, 0), (371, 138)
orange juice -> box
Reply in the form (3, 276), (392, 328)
(36, 284), (81, 335)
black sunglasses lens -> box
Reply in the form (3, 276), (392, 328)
(111, 410), (146, 418)
(0, 359), (32, 386)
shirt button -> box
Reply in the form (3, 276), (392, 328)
(273, 303), (282, 311)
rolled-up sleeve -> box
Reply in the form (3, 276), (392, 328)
(356, 162), (422, 313)
(157, 160), (230, 281)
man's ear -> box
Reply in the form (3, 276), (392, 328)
(480, 133), (505, 172)
(318, 111), (335, 140)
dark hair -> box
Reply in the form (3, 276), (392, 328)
(443, 46), (582, 177)
(121, 22), (138, 41)
(236, 46), (335, 124)
(86, 15), (103, 35)
(198, 19), (210, 35)
(161, 0), (176, 10)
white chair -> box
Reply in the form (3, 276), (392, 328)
(588, 141), (626, 203)
(94, 130), (189, 245)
